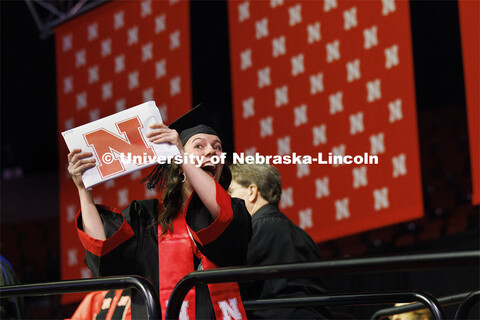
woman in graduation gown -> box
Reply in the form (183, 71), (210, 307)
(67, 122), (252, 320)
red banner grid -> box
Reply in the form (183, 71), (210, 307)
(55, 0), (191, 302)
(228, 0), (423, 242)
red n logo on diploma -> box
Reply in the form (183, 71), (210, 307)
(83, 117), (155, 178)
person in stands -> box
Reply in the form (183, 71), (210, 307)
(229, 163), (331, 319)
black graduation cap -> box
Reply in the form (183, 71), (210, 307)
(153, 103), (233, 189)
(167, 103), (233, 155)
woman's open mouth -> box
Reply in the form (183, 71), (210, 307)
(201, 163), (216, 177)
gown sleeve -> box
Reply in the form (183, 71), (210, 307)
(247, 218), (327, 297)
(75, 201), (156, 277)
(185, 180), (252, 267)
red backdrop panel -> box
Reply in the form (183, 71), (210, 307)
(55, 0), (191, 303)
(228, 0), (423, 242)
(458, 0), (479, 205)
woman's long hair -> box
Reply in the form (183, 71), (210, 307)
(143, 162), (232, 235)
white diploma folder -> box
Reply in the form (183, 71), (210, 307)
(61, 101), (180, 189)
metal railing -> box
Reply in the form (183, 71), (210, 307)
(0, 276), (161, 320)
(244, 291), (445, 319)
(0, 251), (477, 320)
(371, 291), (476, 320)
(165, 251), (479, 319)
(455, 290), (479, 320)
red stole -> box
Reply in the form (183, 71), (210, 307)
(158, 212), (247, 320)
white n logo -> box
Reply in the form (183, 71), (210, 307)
(373, 187), (389, 210)
(88, 23), (98, 41)
(89, 108), (100, 121)
(291, 54), (305, 76)
(114, 11), (124, 30)
(116, 55), (125, 74)
(75, 49), (86, 67)
(76, 92), (87, 110)
(238, 1), (250, 22)
(343, 7), (358, 30)
(155, 14), (166, 33)
(310, 73), (324, 95)
(118, 188), (129, 206)
(242, 97), (255, 119)
(297, 163), (310, 178)
(258, 67), (271, 88)
(101, 38), (112, 57)
(272, 36), (286, 57)
(67, 248), (78, 266)
(240, 49), (252, 70)
(315, 177), (330, 199)
(244, 147), (256, 156)
(299, 208), (313, 229)
(329, 91), (343, 114)
(382, 0), (396, 15)
(370, 133), (385, 155)
(280, 187), (294, 209)
(277, 136), (291, 155)
(128, 26), (139, 45)
(392, 153), (407, 178)
(366, 79), (382, 102)
(324, 0), (337, 12)
(352, 166), (368, 189)
(313, 124), (327, 146)
(155, 59), (166, 79)
(349, 112), (364, 135)
(332, 144), (346, 167)
(129, 71), (139, 90)
(388, 99), (403, 122)
(64, 76), (73, 93)
(141, 0), (152, 17)
(335, 198), (350, 221)
(385, 44), (399, 69)
(143, 87), (154, 102)
(142, 42), (153, 62)
(88, 66), (99, 84)
(256, 18), (269, 39)
(275, 86), (289, 107)
(169, 30), (181, 50)
(289, 4), (302, 26)
(170, 76), (181, 96)
(346, 59), (361, 82)
(260, 117), (273, 138)
(218, 298), (242, 320)
(326, 40), (340, 63)
(363, 26), (378, 49)
(307, 22), (321, 44)
(271, 0), (283, 8)
(63, 34), (72, 52)
(294, 104), (307, 127)
(66, 204), (76, 223)
(102, 82), (113, 101)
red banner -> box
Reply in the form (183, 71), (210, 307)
(228, 0), (423, 242)
(458, 0), (479, 205)
(55, 0), (191, 303)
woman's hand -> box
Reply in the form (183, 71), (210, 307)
(68, 149), (96, 190)
(146, 123), (184, 154)
(67, 149), (105, 240)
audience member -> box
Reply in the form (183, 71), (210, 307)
(229, 164), (331, 319)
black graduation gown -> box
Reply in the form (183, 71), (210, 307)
(239, 204), (331, 319)
(76, 183), (252, 320)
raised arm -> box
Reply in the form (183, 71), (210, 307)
(147, 124), (220, 218)
(68, 149), (106, 240)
